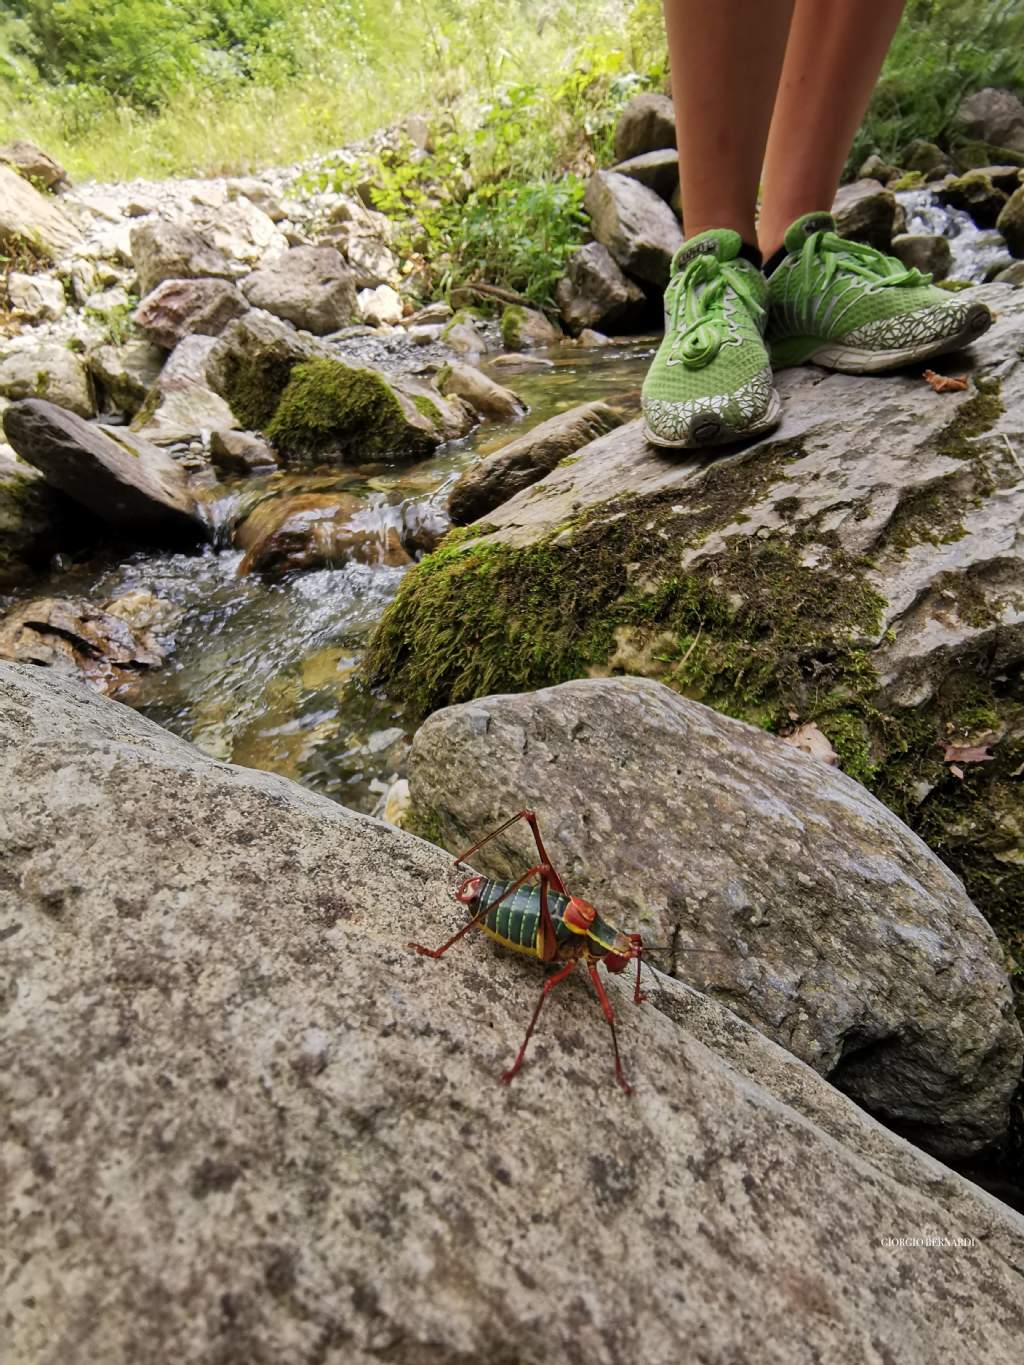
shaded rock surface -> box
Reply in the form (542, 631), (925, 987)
(832, 179), (897, 251)
(584, 171), (683, 288)
(555, 241), (647, 334)
(410, 677), (1022, 1158)
(448, 400), (623, 525)
(134, 277), (249, 349)
(608, 148), (679, 201)
(209, 427), (277, 476)
(0, 456), (81, 586)
(3, 399), (205, 541)
(3, 660), (1023, 1365)
(956, 88), (1024, 157)
(240, 245), (357, 334)
(0, 165), (81, 260)
(205, 308), (329, 430)
(891, 232), (952, 279)
(612, 92), (677, 163)
(500, 304), (561, 350)
(997, 185), (1024, 258)
(0, 138), (70, 190)
(365, 284), (1024, 981)
(0, 595), (167, 694)
(938, 172), (1009, 229)
(87, 339), (165, 416)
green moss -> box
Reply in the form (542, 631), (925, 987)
(266, 359), (436, 462)
(500, 305), (527, 349)
(364, 438), (885, 731)
(411, 393), (441, 423)
(884, 477), (968, 551)
(889, 171), (926, 191)
(936, 378), (1004, 460)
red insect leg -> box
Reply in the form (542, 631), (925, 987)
(630, 934), (647, 1004)
(587, 960), (632, 1095)
(501, 958), (577, 1085)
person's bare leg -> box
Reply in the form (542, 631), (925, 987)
(664, 0), (795, 246)
(758, 0), (906, 258)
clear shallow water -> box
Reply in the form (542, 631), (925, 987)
(895, 188), (1011, 282)
(7, 340), (654, 812)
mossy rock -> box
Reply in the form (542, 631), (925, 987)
(362, 296), (1024, 1068)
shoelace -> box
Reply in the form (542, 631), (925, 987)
(796, 229), (930, 294)
(667, 253), (764, 369)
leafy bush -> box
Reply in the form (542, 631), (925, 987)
(850, 0), (1024, 171)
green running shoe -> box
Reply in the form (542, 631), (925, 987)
(642, 229), (781, 449)
(767, 212), (992, 373)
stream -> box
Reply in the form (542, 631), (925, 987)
(5, 342), (653, 813)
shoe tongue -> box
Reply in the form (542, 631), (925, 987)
(783, 212), (836, 254)
(671, 228), (743, 274)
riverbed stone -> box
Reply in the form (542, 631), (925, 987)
(264, 357), (472, 463)
(0, 341), (95, 417)
(205, 308), (330, 430)
(0, 596), (165, 694)
(555, 241), (647, 334)
(608, 148), (679, 201)
(613, 92), (676, 162)
(832, 178), (897, 251)
(937, 172), (1009, 229)
(436, 361), (525, 421)
(584, 171), (684, 288)
(240, 245), (358, 334)
(448, 400), (624, 524)
(134, 277), (250, 349)
(364, 283), (1024, 1007)
(891, 232), (953, 279)
(0, 165), (82, 260)
(7, 271), (66, 322)
(3, 398), (205, 541)
(86, 338), (165, 415)
(409, 675), (1022, 1158)
(209, 427), (277, 476)
(235, 490), (412, 579)
(189, 197), (287, 265)
(133, 334), (239, 444)
(996, 185), (1024, 256)
(4, 659), (1023, 1364)
(901, 139), (953, 181)
(357, 282), (404, 327)
(500, 304), (561, 350)
(130, 219), (235, 296)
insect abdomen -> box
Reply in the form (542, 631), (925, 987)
(477, 878), (569, 957)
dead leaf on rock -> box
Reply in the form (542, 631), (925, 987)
(923, 370), (968, 394)
(949, 764), (965, 780)
(780, 722), (838, 766)
(943, 743), (995, 764)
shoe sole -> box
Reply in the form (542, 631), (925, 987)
(643, 388), (784, 450)
(769, 301), (992, 374)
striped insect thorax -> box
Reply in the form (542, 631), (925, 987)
(476, 877), (573, 957)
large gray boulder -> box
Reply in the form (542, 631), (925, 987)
(584, 171), (683, 288)
(2, 660), (1023, 1364)
(613, 92), (677, 163)
(130, 219), (235, 296)
(555, 241), (647, 334)
(409, 676), (1022, 1158)
(205, 308), (330, 430)
(3, 399), (205, 541)
(364, 284), (1024, 985)
(448, 400), (623, 525)
(134, 277), (250, 349)
(955, 87), (1024, 156)
(240, 245), (358, 334)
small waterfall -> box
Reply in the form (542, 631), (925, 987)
(895, 188), (1011, 282)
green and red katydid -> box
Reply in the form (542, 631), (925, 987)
(409, 809), (648, 1094)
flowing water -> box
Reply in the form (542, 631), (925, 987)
(895, 187), (1013, 281)
(6, 342), (653, 813)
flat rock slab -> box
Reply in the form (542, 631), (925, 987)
(0, 164), (82, 259)
(3, 399), (206, 542)
(2, 661), (1023, 1364)
(409, 676), (1023, 1158)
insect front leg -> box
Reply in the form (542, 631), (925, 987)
(587, 960), (632, 1095)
